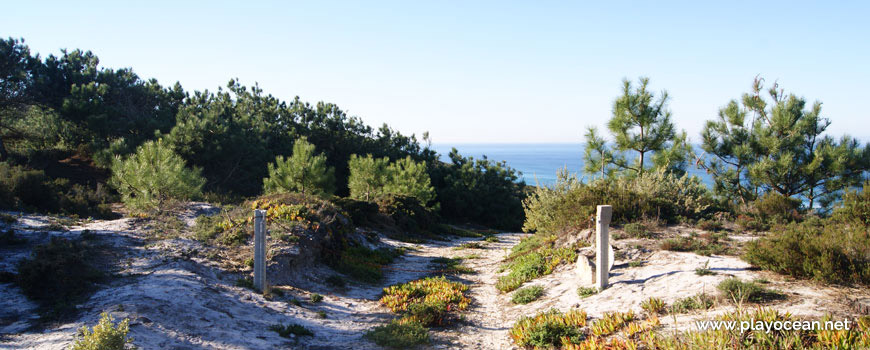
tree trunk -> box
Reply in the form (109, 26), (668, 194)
(638, 151), (645, 175)
(0, 135), (7, 161)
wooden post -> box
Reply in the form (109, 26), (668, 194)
(253, 209), (266, 292)
(596, 205), (612, 291)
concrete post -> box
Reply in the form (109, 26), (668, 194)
(595, 205), (612, 291)
(253, 209), (266, 292)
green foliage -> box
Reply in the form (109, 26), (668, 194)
(269, 323), (313, 337)
(348, 154), (390, 201)
(577, 287), (598, 298)
(509, 309), (587, 349)
(497, 234), (576, 292)
(325, 275), (346, 288)
(660, 232), (728, 256)
(512, 285), (545, 304)
(694, 261), (715, 276)
(310, 293), (323, 303)
(16, 237), (103, 318)
(379, 276), (470, 327)
(430, 148), (525, 230)
(641, 297), (666, 315)
(622, 222), (650, 238)
(331, 245), (401, 283)
(834, 181), (870, 227)
(0, 162), (114, 217)
(743, 216), (870, 285)
(695, 219), (723, 231)
(702, 77), (870, 209)
(582, 126), (613, 179)
(376, 195), (440, 237)
(365, 320), (429, 348)
(70, 312), (135, 350)
(523, 168), (713, 236)
(349, 154), (436, 206)
(717, 278), (783, 304)
(604, 77), (690, 175)
(669, 294), (715, 313)
(430, 257), (474, 274)
(193, 214), (222, 241)
(263, 137), (335, 197)
(110, 139), (204, 214)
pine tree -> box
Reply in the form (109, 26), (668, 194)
(386, 156), (435, 205)
(348, 154), (389, 201)
(607, 77), (681, 175)
(109, 138), (205, 214)
(263, 137), (335, 197)
(582, 126), (612, 179)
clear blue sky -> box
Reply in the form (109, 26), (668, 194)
(3, 1), (869, 143)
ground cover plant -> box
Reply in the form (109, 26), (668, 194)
(511, 285), (545, 304)
(496, 234), (577, 292)
(70, 313), (134, 350)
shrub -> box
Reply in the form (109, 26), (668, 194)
(429, 149), (526, 230)
(509, 309), (587, 349)
(69, 312), (134, 350)
(376, 195), (439, 237)
(695, 261), (715, 276)
(577, 287), (598, 298)
(835, 181), (870, 227)
(669, 294), (714, 313)
(269, 323), (313, 337)
(484, 235), (500, 243)
(641, 297), (666, 315)
(737, 192), (802, 231)
(497, 235), (576, 292)
(110, 139), (205, 214)
(263, 137), (335, 197)
(512, 286), (544, 304)
(743, 216), (870, 285)
(193, 214), (222, 241)
(696, 219), (723, 232)
(522, 168), (713, 238)
(16, 237), (103, 318)
(430, 257), (474, 275)
(365, 320), (429, 348)
(0, 162), (114, 218)
(622, 222), (650, 238)
(332, 245), (401, 283)
(717, 278), (783, 304)
(310, 293), (323, 303)
(660, 232), (728, 256)
(379, 276), (470, 327)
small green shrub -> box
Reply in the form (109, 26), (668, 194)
(641, 297), (666, 315)
(263, 137), (335, 197)
(484, 235), (500, 243)
(365, 320), (429, 348)
(69, 312), (134, 350)
(332, 245), (401, 283)
(269, 323), (313, 337)
(511, 285), (544, 304)
(696, 219), (723, 231)
(16, 237), (103, 318)
(310, 293), (323, 303)
(509, 309), (587, 349)
(193, 214), (222, 242)
(317, 311), (327, 318)
(743, 216), (870, 285)
(379, 276), (469, 326)
(622, 222), (650, 238)
(109, 139), (205, 214)
(660, 232), (727, 256)
(669, 294), (715, 313)
(577, 287), (598, 298)
(717, 278), (783, 304)
(628, 260), (644, 268)
(325, 275), (346, 288)
(429, 257), (474, 274)
(695, 261), (715, 276)
(496, 234), (576, 292)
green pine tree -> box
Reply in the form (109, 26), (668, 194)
(348, 154), (389, 201)
(110, 138), (205, 214)
(386, 156), (435, 205)
(263, 137), (335, 197)
(582, 126), (613, 179)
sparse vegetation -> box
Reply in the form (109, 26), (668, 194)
(365, 320), (429, 348)
(310, 293), (323, 303)
(669, 293), (715, 313)
(69, 312), (134, 350)
(269, 323), (313, 337)
(379, 276), (470, 326)
(496, 234), (577, 292)
(694, 261), (715, 276)
(430, 257), (474, 274)
(717, 278), (784, 304)
(641, 297), (666, 315)
(511, 286), (544, 304)
(577, 287), (598, 298)
(660, 232), (728, 256)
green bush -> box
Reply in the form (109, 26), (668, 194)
(16, 237), (103, 318)
(310, 293), (323, 303)
(70, 312), (134, 350)
(332, 245), (402, 283)
(622, 222), (650, 238)
(0, 162), (114, 218)
(376, 195), (439, 237)
(717, 278), (783, 304)
(263, 137), (335, 197)
(509, 309), (586, 349)
(577, 287), (598, 298)
(696, 219), (723, 231)
(269, 323), (313, 337)
(497, 236), (576, 292)
(511, 285), (544, 304)
(835, 181), (870, 227)
(743, 216), (870, 285)
(738, 192), (802, 231)
(193, 214), (222, 241)
(660, 232), (728, 256)
(348, 154), (435, 205)
(365, 320), (429, 348)
(669, 294), (714, 313)
(110, 139), (205, 214)
(523, 168), (713, 238)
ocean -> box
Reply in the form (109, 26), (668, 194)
(432, 143), (714, 187)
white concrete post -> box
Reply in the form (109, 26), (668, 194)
(253, 209), (266, 292)
(595, 205), (612, 291)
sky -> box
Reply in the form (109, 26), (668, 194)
(3, 1), (869, 144)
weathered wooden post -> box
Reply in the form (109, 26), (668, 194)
(253, 209), (266, 292)
(595, 205), (612, 291)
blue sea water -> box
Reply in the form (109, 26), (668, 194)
(432, 143), (714, 187)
